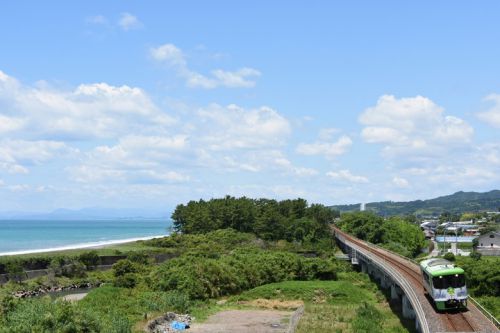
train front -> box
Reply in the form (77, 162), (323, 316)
(431, 268), (468, 310)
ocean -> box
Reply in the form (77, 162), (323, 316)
(0, 219), (170, 256)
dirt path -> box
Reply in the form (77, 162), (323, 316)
(188, 309), (292, 333)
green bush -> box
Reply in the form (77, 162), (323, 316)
(48, 258), (87, 278)
(151, 248), (338, 300)
(337, 212), (426, 258)
(0, 298), (101, 332)
(114, 273), (138, 288)
(78, 251), (101, 268)
(127, 251), (150, 265)
(443, 252), (455, 262)
(112, 259), (137, 277)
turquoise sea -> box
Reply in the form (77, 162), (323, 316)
(0, 219), (170, 255)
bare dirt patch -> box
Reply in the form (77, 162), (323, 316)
(188, 309), (292, 333)
(242, 298), (303, 310)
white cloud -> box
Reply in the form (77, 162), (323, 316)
(196, 104), (291, 150)
(296, 135), (352, 159)
(359, 95), (473, 158)
(0, 115), (24, 133)
(150, 43), (260, 89)
(0, 71), (174, 140)
(69, 134), (191, 184)
(318, 128), (340, 140)
(392, 176), (409, 188)
(326, 169), (369, 183)
(477, 94), (500, 128)
(150, 44), (186, 66)
(118, 13), (141, 31)
(211, 68), (261, 88)
(0, 139), (72, 174)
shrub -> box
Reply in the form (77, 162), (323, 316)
(0, 298), (101, 332)
(114, 273), (138, 288)
(112, 259), (137, 277)
(151, 248), (338, 300)
(5, 261), (25, 283)
(443, 252), (455, 262)
(469, 251), (482, 261)
(78, 251), (101, 269)
(127, 252), (149, 265)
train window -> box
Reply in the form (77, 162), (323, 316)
(451, 274), (465, 288)
(432, 274), (465, 289)
(433, 276), (444, 289)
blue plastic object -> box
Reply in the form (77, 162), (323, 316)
(170, 321), (187, 331)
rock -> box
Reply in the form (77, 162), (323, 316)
(145, 312), (192, 333)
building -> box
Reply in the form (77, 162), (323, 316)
(476, 231), (500, 256)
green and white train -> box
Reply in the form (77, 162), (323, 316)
(420, 258), (468, 310)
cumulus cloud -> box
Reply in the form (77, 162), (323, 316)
(477, 94), (500, 128)
(150, 43), (261, 88)
(118, 13), (142, 31)
(296, 135), (352, 159)
(196, 104), (291, 150)
(326, 169), (369, 183)
(0, 71), (174, 140)
(359, 95), (473, 157)
(0, 139), (73, 174)
(392, 176), (409, 188)
(69, 134), (190, 184)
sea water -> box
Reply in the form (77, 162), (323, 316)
(0, 219), (170, 256)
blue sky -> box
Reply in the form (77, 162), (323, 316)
(1, 1), (500, 213)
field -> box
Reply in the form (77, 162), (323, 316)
(227, 273), (411, 333)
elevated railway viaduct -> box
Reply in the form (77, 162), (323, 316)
(333, 226), (499, 333)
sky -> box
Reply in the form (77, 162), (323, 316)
(1, 1), (500, 214)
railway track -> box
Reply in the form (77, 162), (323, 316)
(334, 227), (478, 332)
(445, 312), (475, 332)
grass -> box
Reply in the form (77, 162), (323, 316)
(220, 272), (411, 333)
(475, 296), (500, 320)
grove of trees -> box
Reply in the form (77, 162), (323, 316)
(171, 196), (339, 243)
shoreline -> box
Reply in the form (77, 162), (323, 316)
(0, 234), (168, 257)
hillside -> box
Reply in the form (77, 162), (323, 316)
(332, 190), (500, 216)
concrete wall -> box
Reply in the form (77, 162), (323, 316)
(477, 248), (500, 256)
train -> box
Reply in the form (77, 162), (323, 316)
(420, 258), (468, 310)
(420, 258), (469, 311)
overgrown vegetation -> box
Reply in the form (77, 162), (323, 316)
(336, 211), (426, 257)
(0, 226), (347, 332)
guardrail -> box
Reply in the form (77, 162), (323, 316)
(468, 296), (500, 330)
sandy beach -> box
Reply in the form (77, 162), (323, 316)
(0, 234), (167, 257)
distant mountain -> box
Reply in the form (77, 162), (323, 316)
(0, 207), (171, 220)
(332, 190), (500, 216)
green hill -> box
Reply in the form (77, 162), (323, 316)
(332, 190), (500, 216)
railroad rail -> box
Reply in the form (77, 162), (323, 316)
(333, 226), (499, 333)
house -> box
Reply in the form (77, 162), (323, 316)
(476, 231), (500, 256)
